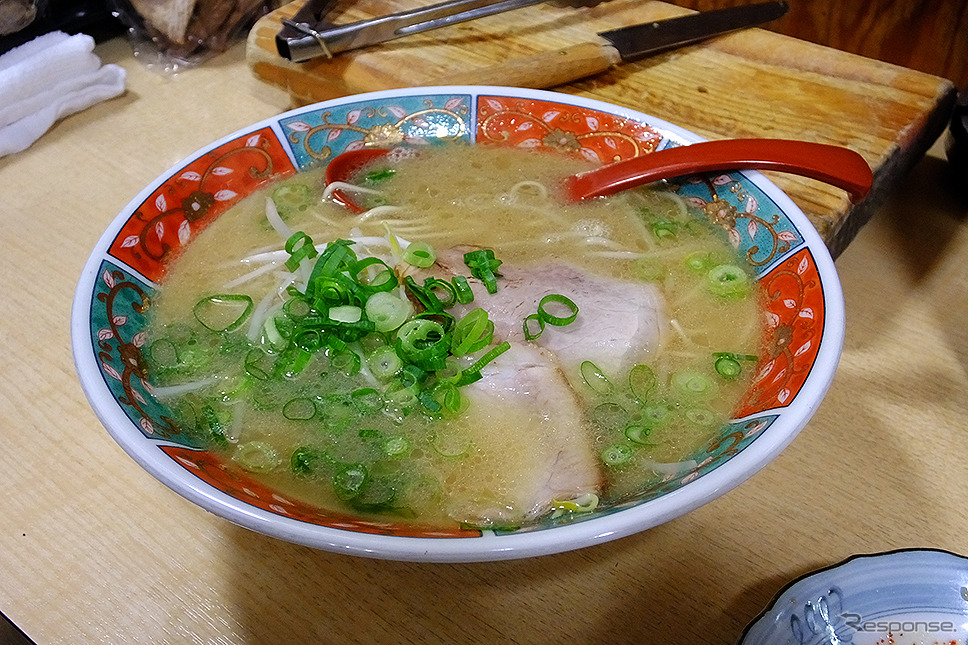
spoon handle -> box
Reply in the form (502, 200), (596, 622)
(564, 138), (873, 204)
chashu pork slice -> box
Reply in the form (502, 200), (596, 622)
(405, 247), (668, 383)
(439, 343), (601, 527)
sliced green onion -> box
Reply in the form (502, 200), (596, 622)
(436, 382), (467, 415)
(283, 397), (316, 420)
(365, 291), (413, 333)
(706, 264), (751, 299)
(147, 338), (179, 370)
(463, 249), (502, 294)
(333, 463), (368, 500)
(714, 355), (742, 379)
(537, 294), (579, 326)
(233, 441), (280, 472)
(624, 424), (653, 444)
(193, 294), (253, 333)
(580, 360), (612, 395)
(453, 341), (511, 386)
(402, 241), (436, 268)
(271, 183), (314, 220)
(293, 328), (324, 351)
(450, 308), (493, 356)
(452, 276), (474, 304)
(307, 239), (357, 287)
(396, 319), (450, 370)
(523, 313), (545, 340)
(418, 389), (443, 414)
(367, 346), (403, 380)
(330, 347), (362, 376)
(244, 348), (273, 380)
(363, 167), (395, 183)
(551, 493), (599, 514)
(284, 296), (312, 320)
(641, 404), (671, 428)
(685, 407), (719, 427)
(423, 277), (457, 308)
(284, 231), (318, 271)
(384, 381), (419, 410)
(651, 219), (679, 241)
(350, 388), (382, 414)
(713, 352), (758, 379)
(404, 275), (443, 313)
(328, 305), (362, 324)
(290, 446), (330, 477)
(628, 364), (657, 402)
(200, 405), (229, 446)
(431, 430), (470, 457)
(684, 251), (715, 274)
(601, 443), (633, 467)
(351, 257), (397, 292)
(399, 363), (428, 388)
(591, 402), (626, 430)
(672, 371), (718, 398)
(382, 435), (411, 458)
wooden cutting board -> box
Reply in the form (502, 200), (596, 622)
(245, 0), (957, 257)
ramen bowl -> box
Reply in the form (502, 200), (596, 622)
(71, 86), (844, 562)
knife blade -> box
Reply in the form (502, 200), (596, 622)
(438, 0), (788, 87)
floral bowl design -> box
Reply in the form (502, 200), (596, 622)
(71, 87), (844, 562)
(739, 549), (968, 645)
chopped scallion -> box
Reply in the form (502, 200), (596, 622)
(706, 264), (751, 299)
(402, 241), (436, 268)
(713, 352), (758, 379)
(580, 360), (612, 395)
(624, 424), (653, 444)
(284, 231), (318, 271)
(537, 293), (578, 326)
(283, 397), (316, 420)
(365, 291), (413, 333)
(522, 313), (544, 340)
(628, 364), (657, 402)
(451, 276), (474, 304)
(193, 294), (253, 333)
(601, 443), (633, 467)
(450, 308), (493, 357)
(463, 249), (502, 294)
(233, 441), (281, 472)
(671, 371), (718, 398)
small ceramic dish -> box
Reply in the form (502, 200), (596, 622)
(71, 86), (845, 562)
(739, 548), (968, 645)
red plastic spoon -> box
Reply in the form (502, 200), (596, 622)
(325, 138), (873, 213)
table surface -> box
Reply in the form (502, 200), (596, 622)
(2, 33), (968, 645)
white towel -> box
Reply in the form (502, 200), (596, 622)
(0, 31), (126, 159)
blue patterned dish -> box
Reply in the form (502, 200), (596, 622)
(71, 86), (845, 561)
(740, 549), (968, 645)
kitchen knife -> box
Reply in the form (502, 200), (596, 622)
(438, 0), (789, 87)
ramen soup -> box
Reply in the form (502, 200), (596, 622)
(145, 145), (763, 529)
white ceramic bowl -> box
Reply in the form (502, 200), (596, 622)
(71, 86), (844, 562)
(740, 549), (968, 644)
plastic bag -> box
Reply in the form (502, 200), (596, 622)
(112, 0), (282, 72)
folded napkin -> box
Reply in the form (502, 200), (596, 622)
(0, 31), (126, 159)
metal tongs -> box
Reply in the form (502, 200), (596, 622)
(277, 0), (549, 62)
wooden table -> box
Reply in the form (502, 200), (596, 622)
(2, 25), (967, 645)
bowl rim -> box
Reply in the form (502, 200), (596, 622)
(71, 85), (845, 562)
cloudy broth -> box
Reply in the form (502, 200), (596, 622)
(146, 145), (764, 528)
